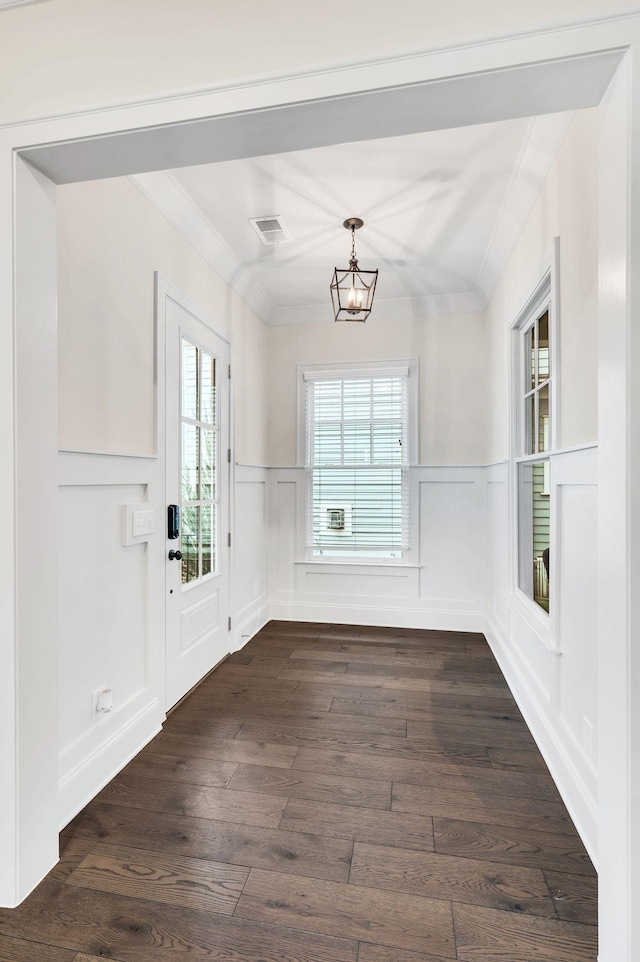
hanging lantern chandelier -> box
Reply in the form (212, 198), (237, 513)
(330, 217), (378, 323)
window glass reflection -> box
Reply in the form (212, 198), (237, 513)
(518, 461), (550, 613)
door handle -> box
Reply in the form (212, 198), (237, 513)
(168, 549), (182, 561)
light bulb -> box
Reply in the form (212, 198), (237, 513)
(347, 285), (363, 310)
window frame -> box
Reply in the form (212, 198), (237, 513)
(508, 238), (560, 626)
(297, 358), (418, 565)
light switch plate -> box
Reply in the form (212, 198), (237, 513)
(122, 503), (155, 545)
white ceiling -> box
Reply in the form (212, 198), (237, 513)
(132, 110), (573, 325)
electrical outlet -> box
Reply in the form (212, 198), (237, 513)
(583, 716), (594, 756)
(92, 685), (113, 720)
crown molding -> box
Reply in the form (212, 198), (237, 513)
(268, 293), (486, 326)
(473, 110), (574, 304)
(1, 10), (636, 128)
(130, 170), (274, 323)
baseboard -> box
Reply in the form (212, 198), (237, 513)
(58, 694), (165, 830)
(268, 600), (484, 632)
(484, 609), (598, 868)
(233, 598), (270, 650)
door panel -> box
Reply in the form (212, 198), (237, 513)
(165, 294), (230, 709)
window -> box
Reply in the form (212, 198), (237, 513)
(180, 337), (218, 585)
(301, 361), (417, 560)
(513, 262), (555, 614)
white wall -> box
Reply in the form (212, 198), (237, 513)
(56, 175), (270, 825)
(265, 309), (488, 631)
(58, 176), (268, 460)
(484, 109), (600, 861)
(0, 0), (636, 123)
(268, 313), (487, 466)
(487, 108), (599, 460)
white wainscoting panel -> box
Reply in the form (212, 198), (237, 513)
(268, 465), (485, 631)
(484, 446), (599, 865)
(418, 470), (484, 610)
(57, 451), (165, 828)
(233, 465), (269, 647)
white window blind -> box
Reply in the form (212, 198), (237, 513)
(304, 371), (409, 558)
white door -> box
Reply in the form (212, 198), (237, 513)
(164, 291), (230, 709)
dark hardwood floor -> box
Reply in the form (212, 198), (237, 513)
(0, 622), (598, 961)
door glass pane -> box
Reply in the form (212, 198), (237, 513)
(201, 352), (217, 424)
(181, 505), (199, 585)
(538, 384), (550, 453)
(182, 339), (198, 420)
(538, 310), (550, 383)
(518, 461), (550, 613)
(202, 504), (214, 577)
(182, 423), (199, 501)
(201, 428), (216, 499)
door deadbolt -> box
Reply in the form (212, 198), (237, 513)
(168, 549), (182, 561)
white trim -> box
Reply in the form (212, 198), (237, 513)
(508, 239), (559, 631)
(296, 358), (419, 466)
(0, 15), (632, 130)
(269, 601), (484, 633)
(484, 610), (598, 866)
(269, 292), (486, 326)
(131, 172), (274, 324)
(58, 447), (158, 461)
(232, 600), (270, 653)
(58, 695), (164, 830)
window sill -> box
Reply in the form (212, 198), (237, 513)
(295, 559), (419, 569)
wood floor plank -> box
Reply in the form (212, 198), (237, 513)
(0, 934), (77, 962)
(406, 717), (536, 751)
(173, 688), (334, 713)
(217, 658), (350, 679)
(65, 801), (353, 881)
(488, 746), (551, 773)
(237, 709), (408, 737)
(236, 869), (456, 957)
(227, 763), (392, 810)
(389, 765), (563, 802)
(290, 648), (445, 668)
(544, 870), (598, 924)
(331, 692), (520, 721)
(0, 882), (359, 962)
(150, 729), (299, 768)
(278, 667), (507, 698)
(280, 798), (434, 852)
(434, 817), (596, 876)
(121, 750), (238, 788)
(345, 662), (508, 686)
(99, 772), (288, 828)
(292, 748), (498, 784)
(238, 725), (490, 766)
(66, 844), (249, 914)
(357, 944), (456, 962)
(350, 842), (556, 918)
(452, 902), (598, 961)
(162, 712), (242, 739)
(394, 783), (572, 834)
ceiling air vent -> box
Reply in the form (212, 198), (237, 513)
(249, 216), (291, 246)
